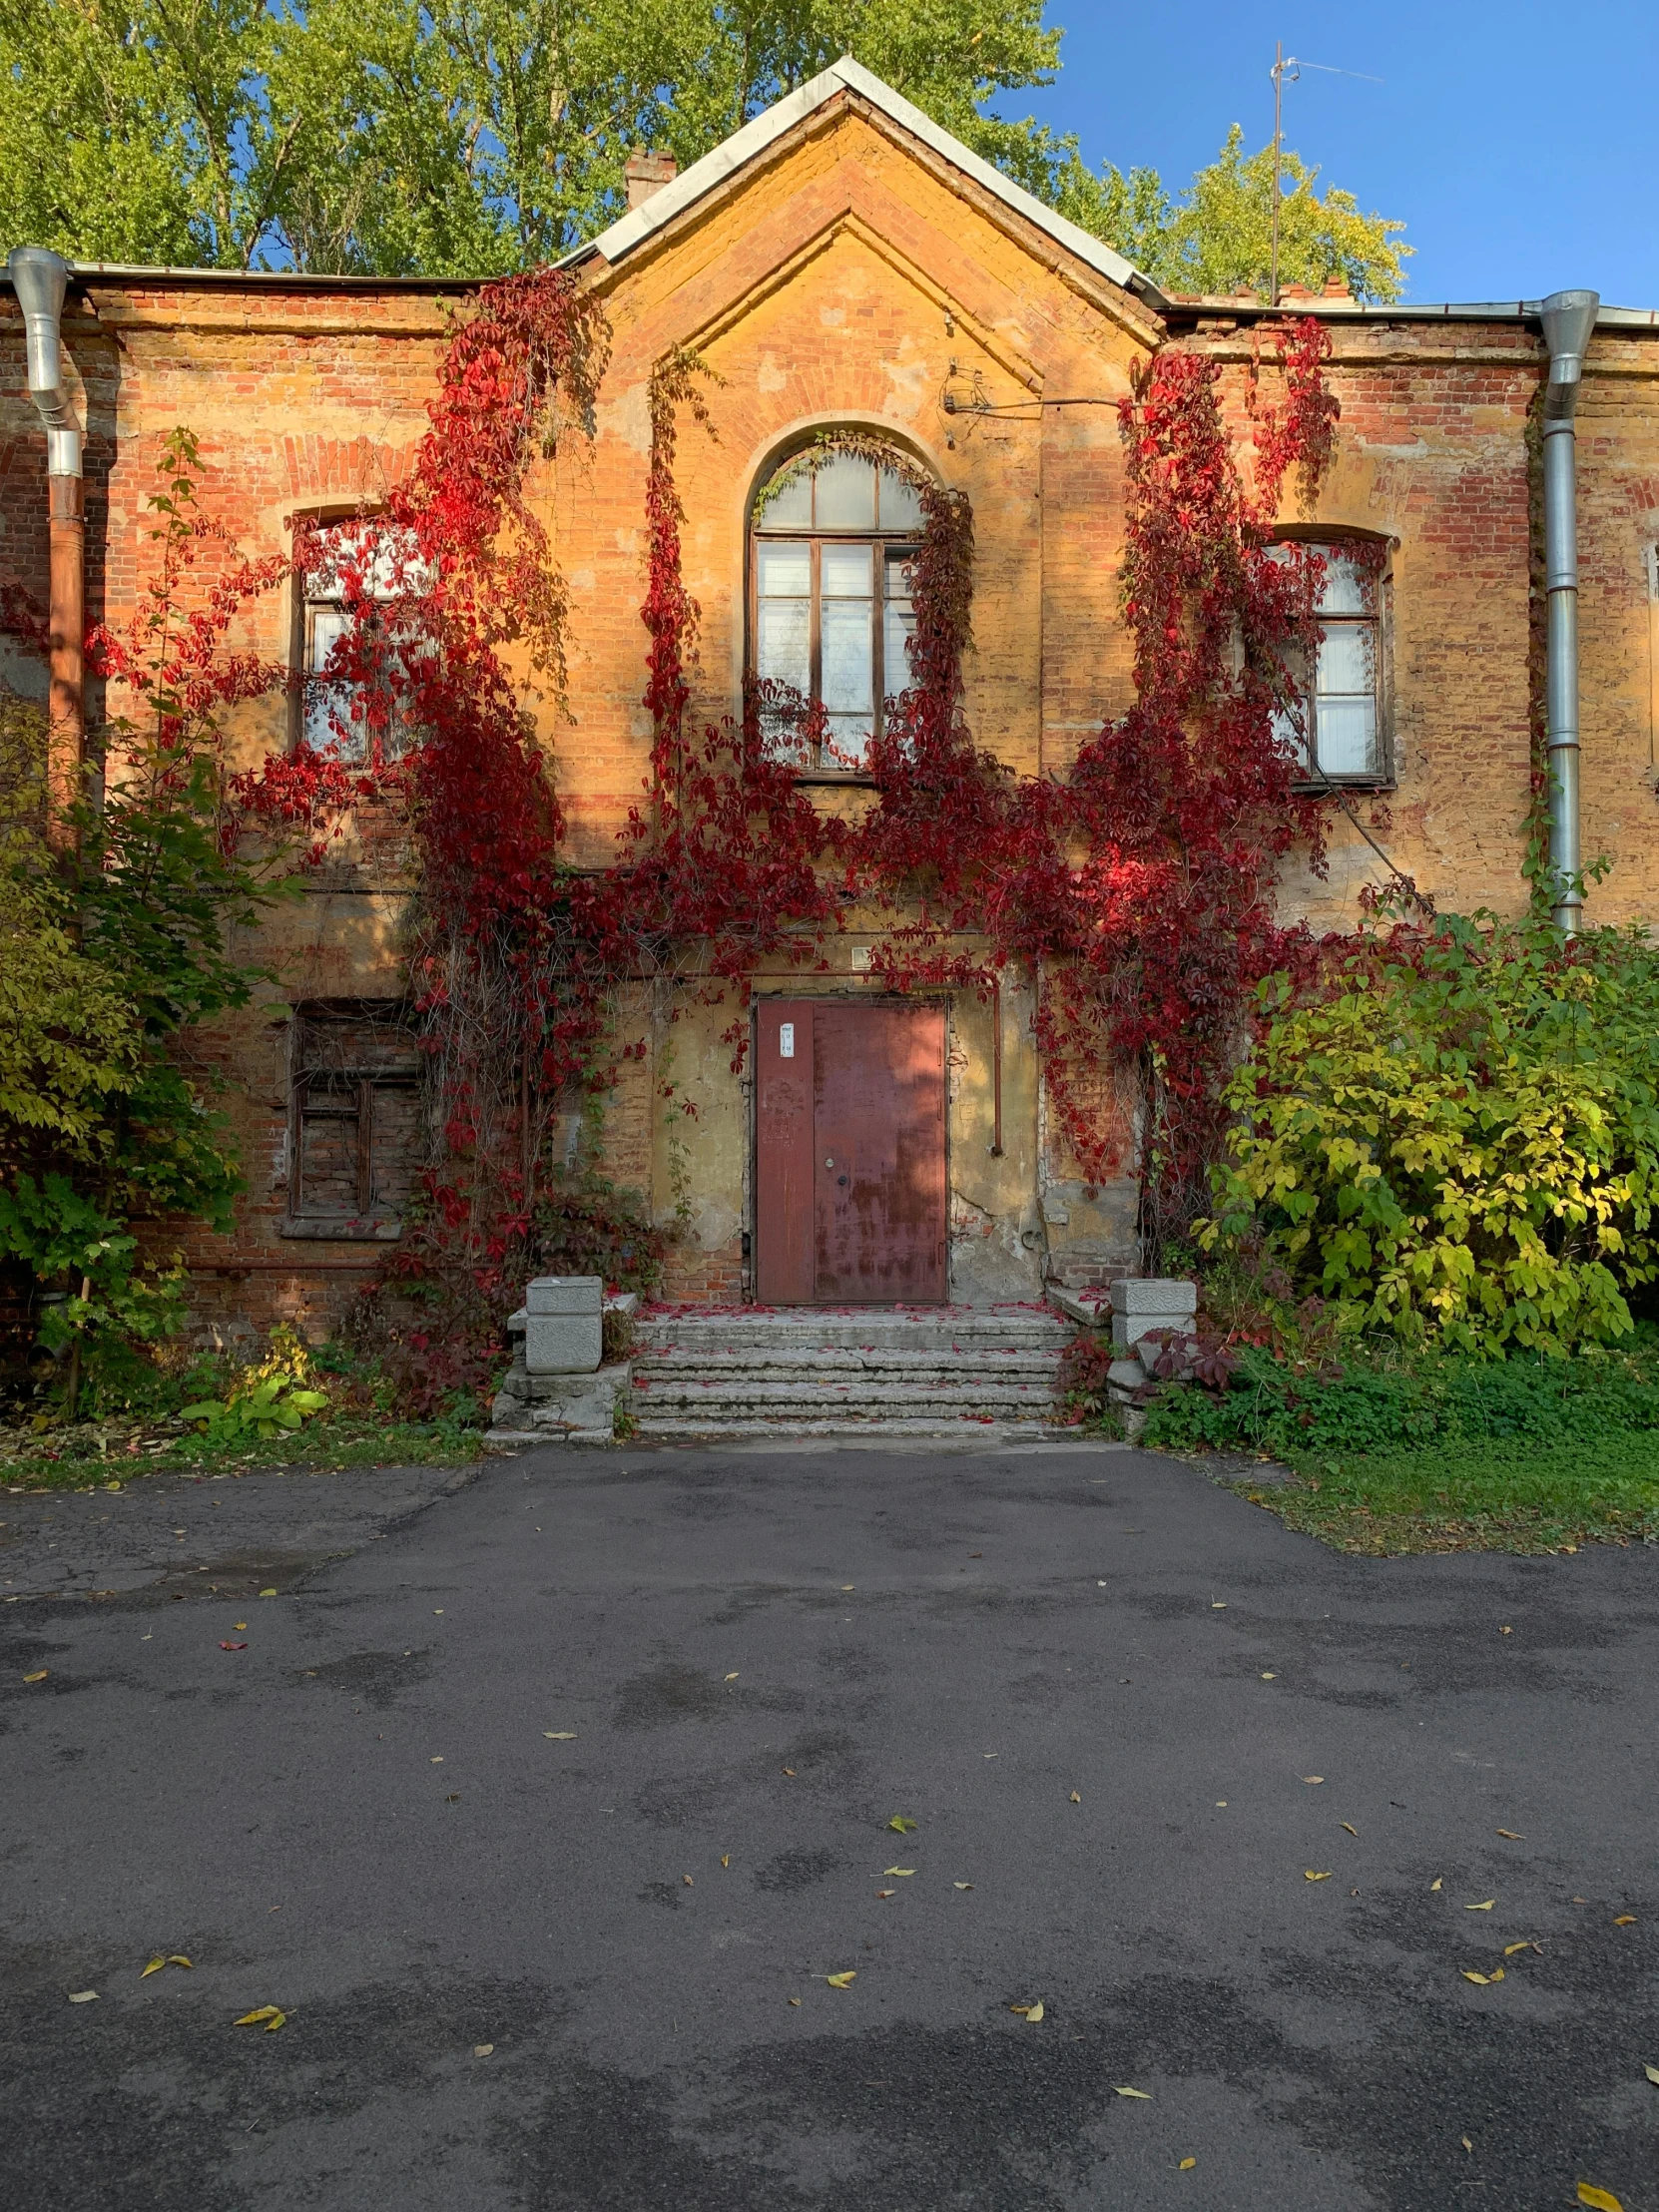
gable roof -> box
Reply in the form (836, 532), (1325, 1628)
(559, 54), (1167, 308)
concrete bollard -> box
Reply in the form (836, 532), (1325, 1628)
(522, 1275), (603, 1374)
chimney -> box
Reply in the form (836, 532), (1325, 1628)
(625, 149), (678, 211)
(1323, 276), (1354, 301)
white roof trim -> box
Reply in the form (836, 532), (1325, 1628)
(561, 53), (1163, 304)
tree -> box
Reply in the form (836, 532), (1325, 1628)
(0, 0), (1066, 272)
(1053, 123), (1410, 302)
(0, 431), (303, 1409)
(0, 2), (1408, 296)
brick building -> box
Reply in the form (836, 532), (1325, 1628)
(4, 58), (1659, 1339)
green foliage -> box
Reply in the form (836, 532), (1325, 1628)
(0, 2), (1406, 299)
(1199, 914), (1659, 1354)
(0, 0), (1064, 272)
(0, 432), (297, 1408)
(1143, 1338), (1659, 1461)
(1052, 123), (1410, 302)
(179, 1372), (331, 1441)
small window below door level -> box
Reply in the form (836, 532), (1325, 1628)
(283, 1002), (420, 1239)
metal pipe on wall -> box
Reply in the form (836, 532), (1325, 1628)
(6, 247), (85, 861)
(1538, 287), (1600, 933)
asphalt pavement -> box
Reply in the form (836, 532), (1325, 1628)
(2, 1440), (1656, 2210)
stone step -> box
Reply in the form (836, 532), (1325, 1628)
(630, 1377), (1060, 1413)
(630, 1415), (1069, 1442)
(636, 1310), (1071, 1355)
(633, 1347), (1063, 1378)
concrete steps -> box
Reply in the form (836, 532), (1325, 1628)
(627, 1305), (1072, 1439)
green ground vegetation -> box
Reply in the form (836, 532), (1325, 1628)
(1, 1326), (486, 1493)
(1142, 1335), (1659, 1555)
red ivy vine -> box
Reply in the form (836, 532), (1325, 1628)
(8, 270), (1345, 1315)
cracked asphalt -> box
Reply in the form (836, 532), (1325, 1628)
(2, 1441), (1656, 2210)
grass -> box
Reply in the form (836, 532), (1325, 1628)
(0, 1412), (487, 1493)
(1128, 1327), (1659, 1555)
(1217, 1434), (1659, 1556)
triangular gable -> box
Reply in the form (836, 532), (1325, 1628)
(560, 54), (1166, 309)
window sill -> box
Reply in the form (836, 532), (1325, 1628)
(790, 769), (877, 788)
(1294, 777), (1396, 796)
(279, 1218), (403, 1242)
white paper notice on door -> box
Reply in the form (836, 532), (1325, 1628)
(779, 1021), (796, 1059)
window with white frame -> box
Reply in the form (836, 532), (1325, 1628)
(750, 450), (924, 770)
(1270, 540), (1387, 783)
(297, 519), (428, 763)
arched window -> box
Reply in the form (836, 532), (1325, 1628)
(750, 447), (925, 770)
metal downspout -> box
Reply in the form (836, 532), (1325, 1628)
(1539, 287), (1600, 932)
(6, 247), (85, 860)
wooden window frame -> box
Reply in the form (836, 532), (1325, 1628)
(281, 1001), (419, 1243)
(1275, 532), (1396, 793)
(287, 507), (421, 763)
(748, 456), (922, 781)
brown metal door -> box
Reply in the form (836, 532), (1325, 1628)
(755, 1000), (817, 1303)
(755, 999), (947, 1304)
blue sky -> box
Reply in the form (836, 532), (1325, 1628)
(1002, 1), (1659, 307)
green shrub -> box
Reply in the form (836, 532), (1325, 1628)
(1143, 1336), (1659, 1463)
(1200, 912), (1659, 1353)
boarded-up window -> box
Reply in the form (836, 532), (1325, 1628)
(287, 1004), (421, 1237)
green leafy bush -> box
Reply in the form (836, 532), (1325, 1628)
(1200, 913), (1659, 1353)
(1143, 1337), (1659, 1463)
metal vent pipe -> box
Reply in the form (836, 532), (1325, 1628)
(1539, 287), (1600, 932)
(6, 246), (85, 857)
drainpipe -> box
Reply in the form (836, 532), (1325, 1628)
(1539, 287), (1600, 933)
(7, 247), (85, 861)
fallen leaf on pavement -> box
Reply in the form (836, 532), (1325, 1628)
(445, 1793), (460, 1803)
(430, 1757), (443, 1764)
(1496, 1829), (1523, 1839)
(876, 1890), (895, 1899)
(1461, 2137), (1472, 2152)
(1461, 1969), (1504, 1985)
(219, 1641), (247, 1651)
(1211, 1602), (1226, 1609)
(1305, 1871), (1333, 1882)
(953, 1882), (973, 1891)
(783, 1768), (797, 1777)
(724, 1672), (739, 1682)
(234, 1622), (248, 1631)
(1069, 1791), (1082, 1804)
(1115, 2085), (1151, 2098)
(473, 2043), (493, 2057)
(1303, 1776), (1324, 1785)
(883, 1868), (915, 1878)
(236, 2005), (287, 2030)
(840, 1586), (854, 1592)
(1499, 1625), (1512, 1635)
(1464, 1901), (1495, 1912)
(1503, 1941), (1535, 1956)
(720, 1855), (730, 1868)
(1261, 1672), (1277, 1680)
(23, 1670), (48, 1684)
(543, 1732), (576, 1740)
(1342, 1824), (1359, 1836)
(1023, 2001), (1044, 2022)
(259, 1588), (276, 1597)
(682, 1876), (693, 1887)
(1180, 2155), (1197, 2169)
(67, 1991), (98, 2004)
(1614, 1915), (1637, 1926)
(1430, 1878), (1442, 1892)
(1643, 2063), (1659, 2086)
(788, 1997), (801, 2006)
(826, 1972), (855, 1989)
(142, 1957), (167, 1977)
(887, 1816), (918, 1834)
(1577, 2187), (1624, 2211)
